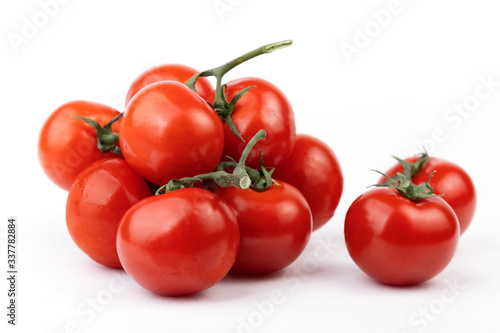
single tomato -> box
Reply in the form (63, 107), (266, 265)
(217, 181), (312, 275)
(117, 188), (239, 296)
(66, 158), (151, 268)
(208, 77), (296, 169)
(381, 154), (476, 235)
(273, 134), (343, 231)
(119, 81), (224, 186)
(344, 187), (459, 285)
(125, 64), (213, 104)
(38, 100), (121, 191)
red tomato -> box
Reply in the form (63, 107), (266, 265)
(217, 181), (312, 275)
(125, 64), (213, 104)
(119, 81), (224, 186)
(208, 77), (296, 169)
(381, 156), (476, 235)
(38, 100), (121, 191)
(273, 134), (343, 231)
(344, 187), (459, 285)
(116, 188), (239, 296)
(66, 158), (151, 268)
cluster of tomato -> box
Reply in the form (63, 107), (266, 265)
(38, 40), (344, 296)
(39, 40), (476, 294)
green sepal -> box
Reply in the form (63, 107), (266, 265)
(250, 154), (274, 192)
(74, 112), (123, 154)
(371, 169), (442, 202)
(381, 151), (430, 185)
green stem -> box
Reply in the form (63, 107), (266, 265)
(156, 129), (266, 194)
(74, 113), (123, 154)
(185, 40), (293, 140)
(216, 154), (275, 191)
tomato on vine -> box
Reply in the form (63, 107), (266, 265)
(117, 187), (239, 296)
(119, 81), (224, 186)
(125, 64), (213, 104)
(186, 40), (295, 169)
(38, 100), (122, 191)
(209, 77), (295, 169)
(273, 134), (343, 231)
(116, 131), (266, 295)
(217, 181), (312, 275)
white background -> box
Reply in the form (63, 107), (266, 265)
(1, 0), (500, 332)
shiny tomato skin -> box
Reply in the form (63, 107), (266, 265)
(66, 158), (152, 268)
(208, 77), (296, 169)
(381, 157), (476, 235)
(217, 181), (312, 275)
(119, 81), (224, 186)
(116, 188), (240, 296)
(125, 64), (213, 104)
(344, 187), (459, 285)
(38, 100), (121, 191)
(273, 134), (343, 231)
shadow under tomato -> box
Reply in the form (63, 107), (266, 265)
(365, 275), (442, 292)
(223, 269), (287, 284)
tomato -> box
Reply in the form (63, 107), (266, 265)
(66, 158), (151, 268)
(381, 156), (476, 235)
(38, 100), (121, 191)
(125, 64), (213, 104)
(116, 188), (239, 296)
(208, 77), (296, 169)
(273, 134), (343, 231)
(344, 187), (459, 285)
(217, 181), (312, 275)
(119, 81), (224, 186)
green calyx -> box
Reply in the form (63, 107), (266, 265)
(156, 129), (267, 195)
(372, 170), (441, 201)
(74, 113), (123, 154)
(392, 151), (430, 179)
(185, 40), (293, 141)
(371, 151), (439, 201)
